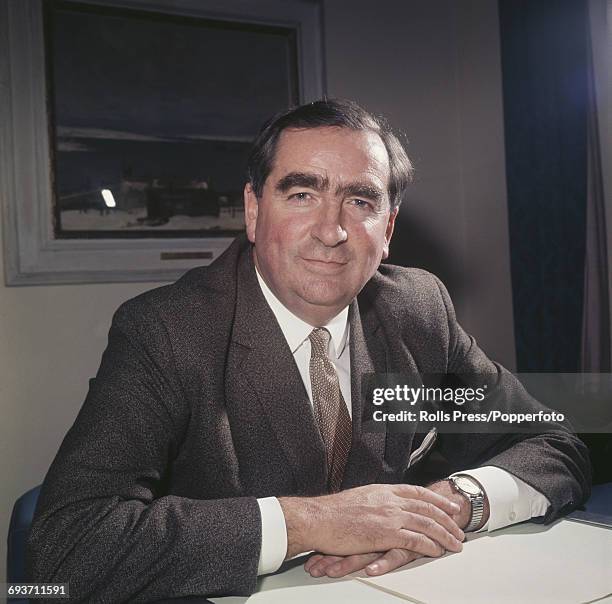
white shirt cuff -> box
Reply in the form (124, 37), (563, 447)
(451, 466), (551, 532)
(256, 497), (288, 575)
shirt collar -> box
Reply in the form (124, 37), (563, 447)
(255, 266), (349, 359)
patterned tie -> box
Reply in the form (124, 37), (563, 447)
(308, 328), (352, 492)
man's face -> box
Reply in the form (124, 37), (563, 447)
(244, 126), (397, 325)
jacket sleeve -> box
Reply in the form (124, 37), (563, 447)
(430, 276), (591, 522)
(26, 301), (262, 602)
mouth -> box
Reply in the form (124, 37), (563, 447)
(304, 258), (347, 265)
(300, 257), (348, 274)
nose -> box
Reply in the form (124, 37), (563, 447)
(310, 203), (348, 247)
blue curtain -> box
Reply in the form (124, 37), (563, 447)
(498, 0), (588, 371)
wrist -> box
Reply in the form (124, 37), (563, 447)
(428, 480), (471, 528)
(278, 496), (318, 558)
(426, 478), (490, 531)
(447, 475), (490, 532)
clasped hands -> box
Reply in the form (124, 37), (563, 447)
(279, 481), (470, 579)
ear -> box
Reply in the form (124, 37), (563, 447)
(244, 183), (258, 243)
(381, 207), (398, 260)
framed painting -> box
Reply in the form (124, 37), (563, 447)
(0, 0), (324, 284)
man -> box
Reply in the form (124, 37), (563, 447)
(28, 99), (590, 602)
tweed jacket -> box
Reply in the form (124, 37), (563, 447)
(27, 234), (590, 602)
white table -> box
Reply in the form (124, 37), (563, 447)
(211, 518), (612, 604)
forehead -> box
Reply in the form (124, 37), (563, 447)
(270, 126), (390, 188)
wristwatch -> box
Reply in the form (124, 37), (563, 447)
(448, 474), (485, 532)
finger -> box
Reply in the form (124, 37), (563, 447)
(407, 499), (465, 542)
(365, 549), (421, 576)
(401, 511), (463, 553)
(304, 554), (325, 572)
(325, 552), (382, 578)
(400, 505), (464, 550)
(398, 528), (449, 558)
(307, 555), (345, 577)
(308, 555), (343, 577)
(397, 484), (461, 516)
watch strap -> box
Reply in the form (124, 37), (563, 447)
(449, 475), (485, 532)
(466, 493), (485, 532)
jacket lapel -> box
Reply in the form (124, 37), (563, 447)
(229, 247), (328, 495)
(341, 297), (388, 488)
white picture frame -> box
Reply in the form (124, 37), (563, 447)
(0, 0), (324, 285)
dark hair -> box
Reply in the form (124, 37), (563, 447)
(247, 98), (413, 210)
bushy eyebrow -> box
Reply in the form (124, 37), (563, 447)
(275, 171), (385, 207)
(275, 172), (330, 193)
(336, 183), (384, 206)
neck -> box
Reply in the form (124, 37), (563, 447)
(253, 257), (346, 327)
(290, 305), (343, 328)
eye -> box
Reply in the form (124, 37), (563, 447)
(288, 192), (312, 203)
(349, 198), (373, 210)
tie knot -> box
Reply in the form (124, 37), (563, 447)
(309, 328), (331, 357)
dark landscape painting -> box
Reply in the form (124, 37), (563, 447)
(45, 0), (299, 238)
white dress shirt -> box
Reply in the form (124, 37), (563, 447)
(253, 268), (551, 574)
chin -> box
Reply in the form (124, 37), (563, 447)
(299, 281), (353, 308)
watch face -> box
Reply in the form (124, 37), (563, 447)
(455, 476), (482, 496)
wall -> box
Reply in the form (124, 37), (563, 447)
(323, 0), (515, 367)
(0, 0), (514, 587)
(589, 0), (612, 345)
